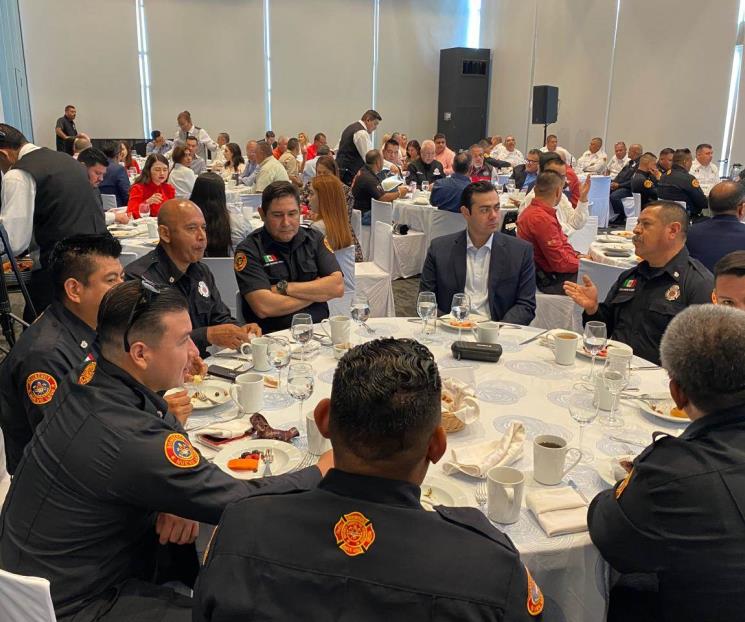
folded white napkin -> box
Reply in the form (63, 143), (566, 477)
(526, 487), (588, 537)
(442, 421), (525, 478)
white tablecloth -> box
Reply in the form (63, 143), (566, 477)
(588, 236), (638, 268)
(191, 319), (679, 622)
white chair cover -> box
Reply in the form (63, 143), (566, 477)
(498, 174), (511, 186)
(391, 231), (427, 279)
(201, 257), (239, 317)
(429, 210), (467, 242)
(577, 258), (627, 301)
(621, 193), (642, 219)
(632, 192), (642, 216)
(588, 175), (611, 227)
(674, 200), (687, 209)
(567, 215), (598, 254)
(0, 569), (57, 622)
(101, 194), (117, 211)
(351, 209), (362, 239)
(118, 252), (139, 268)
(328, 245), (356, 316)
(240, 193), (263, 209)
(355, 221), (395, 317)
(370, 199), (393, 254)
(0, 430), (10, 508)
(529, 293), (583, 332)
(373, 221), (393, 273)
(625, 217), (638, 231)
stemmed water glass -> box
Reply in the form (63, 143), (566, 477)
(267, 336), (291, 395)
(417, 291), (437, 342)
(599, 357), (630, 428)
(567, 391), (599, 463)
(583, 321), (607, 381)
(287, 363), (314, 433)
(450, 292), (471, 343)
(350, 293), (371, 338)
(291, 313), (313, 361)
(138, 202), (151, 219)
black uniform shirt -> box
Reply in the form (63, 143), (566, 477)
(352, 165), (386, 213)
(658, 164), (708, 218)
(588, 405), (745, 621)
(407, 158), (446, 189)
(584, 247), (713, 365)
(55, 115), (77, 151)
(234, 225), (341, 333)
(630, 170), (658, 208)
(614, 158), (640, 190)
(125, 245), (236, 355)
(0, 299), (97, 475)
(0, 357), (321, 618)
(195, 469), (545, 622)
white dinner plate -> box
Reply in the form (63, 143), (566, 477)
(438, 313), (491, 332)
(576, 339), (629, 360)
(609, 230), (635, 239)
(214, 438), (303, 480)
(185, 380), (232, 410)
(419, 475), (469, 511)
(635, 395), (690, 423)
(597, 456), (635, 486)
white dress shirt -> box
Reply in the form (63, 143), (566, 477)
(540, 146), (574, 167)
(518, 191), (589, 239)
(607, 155), (629, 179)
(690, 160), (719, 187)
(500, 149), (525, 167)
(489, 143), (504, 158)
(169, 163), (197, 198)
(254, 156), (290, 192)
(172, 125), (218, 161)
(576, 150), (608, 174)
(465, 232), (493, 318)
(353, 121), (373, 159)
(303, 156), (320, 184)
(0, 143), (41, 256)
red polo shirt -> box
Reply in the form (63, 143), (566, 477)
(517, 198), (579, 274)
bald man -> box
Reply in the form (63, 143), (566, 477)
(126, 199), (261, 355)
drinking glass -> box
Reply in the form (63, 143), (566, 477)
(583, 321), (607, 381)
(417, 291), (437, 342)
(567, 391), (599, 463)
(599, 358), (630, 428)
(139, 202), (151, 219)
(350, 293), (371, 338)
(267, 336), (291, 394)
(505, 181), (516, 194)
(450, 292), (471, 343)
(291, 313), (313, 361)
(287, 363), (314, 432)
(421, 181), (430, 192)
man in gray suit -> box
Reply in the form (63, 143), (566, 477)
(420, 180), (537, 325)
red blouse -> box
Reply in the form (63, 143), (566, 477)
(127, 181), (176, 218)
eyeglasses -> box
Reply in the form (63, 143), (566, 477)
(527, 159), (540, 164)
(123, 279), (162, 352)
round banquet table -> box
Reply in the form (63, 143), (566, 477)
(189, 319), (683, 622)
(588, 235), (639, 269)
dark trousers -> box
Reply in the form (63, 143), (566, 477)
(609, 188), (631, 222)
(537, 271), (577, 295)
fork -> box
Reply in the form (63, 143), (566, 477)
(474, 479), (488, 509)
(361, 321), (376, 335)
(262, 448), (274, 476)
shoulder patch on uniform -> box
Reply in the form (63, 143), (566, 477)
(164, 433), (200, 468)
(323, 236), (333, 253)
(665, 284), (681, 301)
(78, 361), (97, 385)
(525, 565), (544, 616)
(26, 372), (58, 405)
(334, 511), (376, 557)
(234, 252), (248, 272)
(643, 179), (653, 189)
(692, 178), (700, 188)
(615, 467), (634, 499)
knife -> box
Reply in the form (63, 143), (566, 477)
(519, 329), (549, 346)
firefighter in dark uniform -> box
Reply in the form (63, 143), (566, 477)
(0, 282), (328, 621)
(630, 152), (660, 209)
(588, 305), (745, 622)
(658, 148), (708, 220)
(0, 234), (123, 475)
(234, 181), (343, 334)
(126, 199), (260, 356)
(195, 339), (548, 621)
(564, 201), (713, 365)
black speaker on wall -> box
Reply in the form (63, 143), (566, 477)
(532, 85), (558, 125)
(437, 47), (491, 151)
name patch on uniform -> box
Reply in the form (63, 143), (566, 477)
(525, 566), (544, 616)
(643, 179), (653, 189)
(665, 284), (680, 301)
(164, 433), (200, 469)
(26, 372), (58, 405)
(323, 237), (333, 253)
(333, 511), (376, 557)
(78, 361), (97, 385)
(235, 252), (248, 272)
(198, 280), (210, 298)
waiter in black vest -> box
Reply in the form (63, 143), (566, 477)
(0, 123), (107, 321)
(335, 109), (381, 185)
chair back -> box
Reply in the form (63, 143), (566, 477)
(0, 569), (57, 622)
(351, 209), (362, 239)
(497, 174), (511, 186)
(200, 257), (238, 317)
(577, 258), (627, 301)
(118, 252), (138, 268)
(370, 199), (393, 251)
(632, 192), (642, 216)
(101, 194), (117, 211)
(587, 175), (612, 227)
(235, 290), (246, 323)
(429, 210), (466, 242)
(240, 193), (263, 209)
(675, 200), (687, 210)
(568, 216), (598, 254)
(328, 245), (356, 316)
(373, 221), (394, 273)
(0, 430), (9, 507)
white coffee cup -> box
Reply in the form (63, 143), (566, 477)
(547, 331), (578, 366)
(533, 434), (583, 486)
(476, 321), (501, 344)
(487, 466), (524, 524)
(320, 316), (351, 345)
(146, 220), (159, 238)
(306, 413), (331, 455)
(229, 372), (264, 414)
(240, 337), (272, 372)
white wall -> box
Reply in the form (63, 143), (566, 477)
(19, 0), (142, 148)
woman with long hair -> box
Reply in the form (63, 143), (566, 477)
(169, 145), (197, 198)
(309, 175), (353, 251)
(190, 172), (251, 256)
(119, 141), (141, 174)
(220, 143), (245, 181)
(405, 139), (421, 167)
(127, 154), (174, 218)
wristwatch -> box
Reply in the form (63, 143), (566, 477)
(277, 279), (289, 296)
